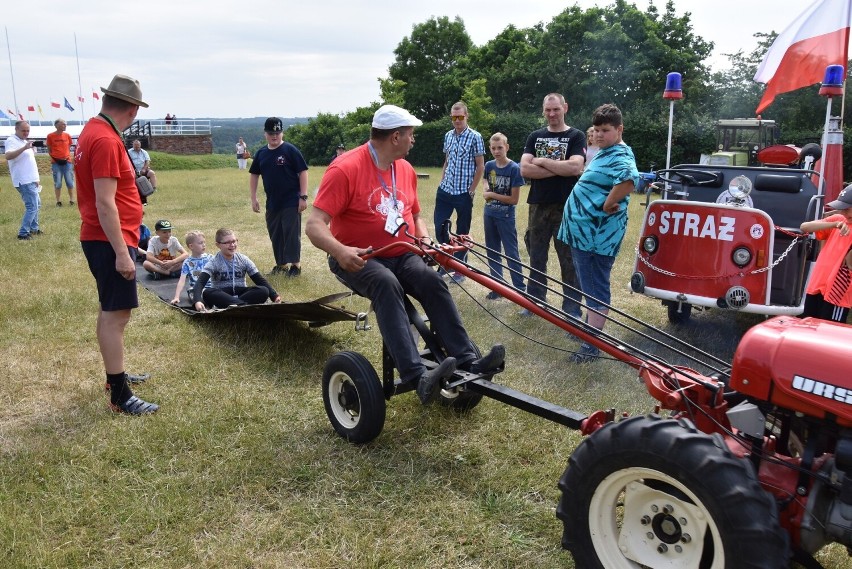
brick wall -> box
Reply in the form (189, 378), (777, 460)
(149, 135), (212, 155)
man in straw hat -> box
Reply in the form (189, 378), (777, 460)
(74, 74), (159, 415)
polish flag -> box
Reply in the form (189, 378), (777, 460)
(27, 104), (34, 112)
(50, 100), (61, 108)
(77, 95), (85, 103)
(754, 0), (852, 114)
(92, 90), (100, 101)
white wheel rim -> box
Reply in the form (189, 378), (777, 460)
(588, 466), (723, 569)
(327, 371), (361, 429)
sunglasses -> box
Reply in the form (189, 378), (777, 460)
(451, 115), (467, 121)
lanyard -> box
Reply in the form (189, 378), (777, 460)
(367, 142), (397, 207)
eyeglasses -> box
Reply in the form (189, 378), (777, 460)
(451, 115), (466, 121)
(217, 239), (238, 245)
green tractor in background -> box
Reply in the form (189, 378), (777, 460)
(704, 118), (780, 166)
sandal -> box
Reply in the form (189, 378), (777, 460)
(110, 395), (159, 415)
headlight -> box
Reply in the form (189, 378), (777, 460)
(642, 235), (658, 254)
(732, 246), (751, 267)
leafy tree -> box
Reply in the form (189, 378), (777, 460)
(457, 25), (548, 113)
(378, 78), (406, 107)
(283, 113), (345, 166)
(461, 79), (495, 135)
(387, 16), (473, 121)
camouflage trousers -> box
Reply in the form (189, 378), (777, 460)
(524, 202), (582, 317)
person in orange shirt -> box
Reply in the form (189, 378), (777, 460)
(46, 118), (75, 206)
(800, 184), (852, 323)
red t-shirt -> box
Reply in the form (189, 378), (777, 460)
(314, 143), (420, 253)
(46, 131), (73, 162)
(75, 118), (142, 247)
(807, 213), (852, 307)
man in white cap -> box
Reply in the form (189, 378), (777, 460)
(306, 105), (504, 405)
(75, 74), (159, 415)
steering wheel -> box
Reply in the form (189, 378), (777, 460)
(654, 168), (722, 187)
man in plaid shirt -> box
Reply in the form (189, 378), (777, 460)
(434, 101), (485, 274)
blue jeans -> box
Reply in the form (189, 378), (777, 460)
(434, 190), (473, 262)
(16, 182), (41, 237)
(571, 248), (616, 310)
(51, 162), (74, 190)
(484, 209), (526, 290)
(329, 252), (476, 382)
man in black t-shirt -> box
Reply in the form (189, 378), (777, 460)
(520, 93), (586, 318)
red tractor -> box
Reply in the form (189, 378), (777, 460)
(322, 232), (852, 567)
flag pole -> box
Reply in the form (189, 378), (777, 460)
(5, 26), (19, 118)
(74, 33), (85, 124)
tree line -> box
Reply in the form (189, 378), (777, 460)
(283, 0), (850, 178)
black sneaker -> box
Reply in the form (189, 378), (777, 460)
(466, 344), (505, 374)
(268, 265), (286, 276)
(416, 357), (456, 405)
(30, 230), (43, 235)
(569, 343), (600, 364)
(17, 234), (31, 240)
(486, 291), (501, 300)
(287, 265), (301, 278)
(126, 372), (150, 384)
(56, 201), (62, 207)
(110, 395), (159, 415)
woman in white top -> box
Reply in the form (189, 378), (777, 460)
(236, 137), (248, 170)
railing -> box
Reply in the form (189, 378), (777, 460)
(147, 119), (211, 136)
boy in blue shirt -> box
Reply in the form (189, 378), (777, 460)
(171, 230), (213, 305)
(558, 104), (639, 362)
(482, 132), (526, 299)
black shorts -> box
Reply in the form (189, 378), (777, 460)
(81, 240), (139, 311)
(802, 292), (849, 323)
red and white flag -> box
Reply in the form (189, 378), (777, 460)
(50, 100), (61, 108)
(77, 95), (85, 103)
(92, 89), (100, 101)
(27, 104), (34, 112)
(754, 0), (852, 114)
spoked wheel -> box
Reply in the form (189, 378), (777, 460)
(557, 415), (788, 568)
(322, 351), (386, 444)
(666, 301), (692, 324)
(438, 341), (484, 412)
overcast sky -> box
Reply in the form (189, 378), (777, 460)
(1, 0), (820, 121)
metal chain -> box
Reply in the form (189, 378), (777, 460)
(634, 232), (802, 280)
(749, 235), (800, 274)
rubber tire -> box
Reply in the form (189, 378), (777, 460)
(666, 301), (692, 324)
(322, 351), (386, 444)
(557, 415), (788, 569)
(438, 341), (484, 412)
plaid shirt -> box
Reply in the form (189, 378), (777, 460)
(438, 127), (485, 195)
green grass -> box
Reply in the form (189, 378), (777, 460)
(0, 163), (849, 568)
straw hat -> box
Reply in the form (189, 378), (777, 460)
(100, 74), (149, 108)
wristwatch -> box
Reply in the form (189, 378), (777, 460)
(299, 195), (308, 201)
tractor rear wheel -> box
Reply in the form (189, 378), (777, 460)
(557, 415), (788, 568)
(322, 351), (386, 444)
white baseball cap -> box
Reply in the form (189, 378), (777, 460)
(372, 105), (422, 129)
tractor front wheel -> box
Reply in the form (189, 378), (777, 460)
(558, 415), (788, 568)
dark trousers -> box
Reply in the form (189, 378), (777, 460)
(266, 207), (301, 265)
(434, 190), (473, 262)
(524, 203), (582, 317)
(202, 286), (269, 308)
(330, 252), (476, 382)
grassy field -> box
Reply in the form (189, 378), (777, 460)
(0, 160), (848, 568)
